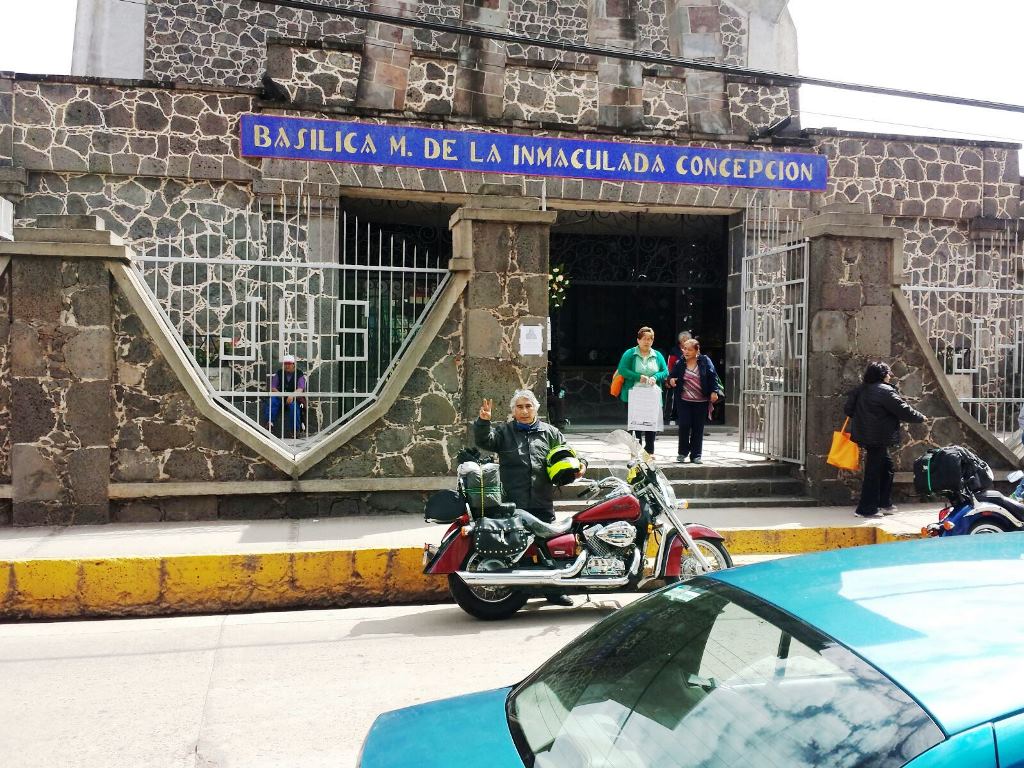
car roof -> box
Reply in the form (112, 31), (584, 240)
(708, 535), (1024, 736)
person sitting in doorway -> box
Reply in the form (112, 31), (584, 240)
(264, 353), (307, 438)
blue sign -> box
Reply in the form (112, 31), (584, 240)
(240, 114), (828, 192)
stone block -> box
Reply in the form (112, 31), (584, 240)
(471, 223), (512, 272)
(64, 327), (114, 380)
(12, 258), (62, 321)
(465, 309), (504, 359)
(11, 378), (57, 443)
(420, 393), (457, 425)
(376, 425), (413, 453)
(11, 444), (61, 502)
(163, 449), (211, 480)
(219, 495), (283, 520)
(112, 502), (163, 523)
(10, 321), (45, 377)
(66, 380), (112, 446)
(409, 442), (449, 475)
(163, 496), (219, 522)
(468, 271), (502, 308)
(70, 286), (111, 326)
(809, 311), (849, 354)
(853, 306), (892, 357)
(141, 422), (193, 451)
(113, 449), (160, 482)
(211, 453), (250, 481)
(68, 447), (109, 505)
(430, 357), (460, 394)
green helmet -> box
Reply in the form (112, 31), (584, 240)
(546, 444), (581, 486)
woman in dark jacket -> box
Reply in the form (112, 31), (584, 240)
(843, 362), (925, 518)
(669, 339), (722, 464)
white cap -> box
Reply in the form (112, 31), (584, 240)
(281, 353), (296, 364)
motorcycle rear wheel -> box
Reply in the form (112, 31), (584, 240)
(665, 538), (733, 584)
(969, 518), (1011, 535)
(448, 555), (529, 620)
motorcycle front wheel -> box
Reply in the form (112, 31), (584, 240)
(665, 538), (733, 584)
(448, 554), (529, 621)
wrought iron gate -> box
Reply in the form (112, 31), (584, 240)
(133, 195), (451, 453)
(739, 204), (808, 464)
(903, 225), (1024, 453)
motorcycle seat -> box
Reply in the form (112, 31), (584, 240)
(975, 489), (1024, 521)
(516, 509), (574, 539)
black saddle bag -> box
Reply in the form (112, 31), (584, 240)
(474, 516), (533, 559)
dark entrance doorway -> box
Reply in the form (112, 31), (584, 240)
(549, 211), (728, 425)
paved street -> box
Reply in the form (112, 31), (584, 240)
(0, 596), (640, 768)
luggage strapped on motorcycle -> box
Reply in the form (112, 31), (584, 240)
(913, 445), (993, 496)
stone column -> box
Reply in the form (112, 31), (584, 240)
(355, 0), (419, 111)
(450, 184), (557, 428)
(7, 215), (115, 524)
(588, 0), (643, 130)
(453, 0), (509, 120)
(803, 204), (906, 503)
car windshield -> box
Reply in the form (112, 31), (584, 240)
(508, 580), (943, 768)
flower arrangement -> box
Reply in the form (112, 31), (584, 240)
(549, 264), (570, 310)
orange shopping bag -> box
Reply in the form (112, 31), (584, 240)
(827, 417), (860, 471)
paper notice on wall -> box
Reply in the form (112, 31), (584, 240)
(519, 325), (544, 356)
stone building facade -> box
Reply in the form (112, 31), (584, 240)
(0, 0), (1020, 525)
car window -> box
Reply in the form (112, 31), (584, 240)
(508, 580), (943, 768)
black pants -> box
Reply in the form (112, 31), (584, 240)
(676, 399), (708, 460)
(632, 431), (656, 455)
(856, 445), (894, 515)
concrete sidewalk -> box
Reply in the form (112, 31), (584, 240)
(0, 501), (942, 620)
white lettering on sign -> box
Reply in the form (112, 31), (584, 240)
(336, 300), (369, 362)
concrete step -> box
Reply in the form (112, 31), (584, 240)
(555, 495), (817, 512)
(584, 462), (796, 481)
(668, 477), (806, 498)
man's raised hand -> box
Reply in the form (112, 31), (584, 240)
(479, 398), (493, 420)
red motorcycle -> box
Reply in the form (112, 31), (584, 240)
(423, 430), (733, 620)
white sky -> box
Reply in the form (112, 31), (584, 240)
(0, 0), (1021, 153)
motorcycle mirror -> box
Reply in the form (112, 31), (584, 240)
(1008, 470), (1024, 483)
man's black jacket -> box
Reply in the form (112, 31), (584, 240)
(843, 383), (925, 448)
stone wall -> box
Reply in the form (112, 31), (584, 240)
(266, 40), (362, 107)
(814, 131), (1021, 221)
(10, 79), (259, 182)
(0, 77), (12, 167)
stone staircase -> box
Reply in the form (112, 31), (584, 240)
(555, 460), (813, 513)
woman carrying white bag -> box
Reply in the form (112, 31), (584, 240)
(615, 326), (669, 458)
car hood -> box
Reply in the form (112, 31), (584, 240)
(359, 687), (524, 768)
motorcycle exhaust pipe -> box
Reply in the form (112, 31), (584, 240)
(458, 551), (640, 589)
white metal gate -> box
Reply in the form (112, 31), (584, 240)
(133, 195), (450, 452)
(739, 205), (808, 464)
(903, 226), (1024, 454)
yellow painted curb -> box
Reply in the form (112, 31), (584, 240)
(0, 548), (449, 620)
(0, 526), (920, 620)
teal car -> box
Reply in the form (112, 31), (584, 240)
(359, 536), (1024, 767)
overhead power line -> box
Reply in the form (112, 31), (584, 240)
(254, 0), (1024, 116)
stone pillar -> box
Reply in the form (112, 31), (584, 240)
(803, 204), (906, 503)
(453, 0), (509, 120)
(588, 0), (643, 130)
(7, 216), (115, 524)
(355, 0), (419, 111)
(0, 75), (12, 168)
(450, 184), (557, 428)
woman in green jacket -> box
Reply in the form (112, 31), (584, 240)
(616, 326), (669, 457)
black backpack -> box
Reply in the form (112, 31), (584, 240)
(914, 445), (993, 495)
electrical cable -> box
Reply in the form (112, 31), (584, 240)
(250, 0), (1024, 115)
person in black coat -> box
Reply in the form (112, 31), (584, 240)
(843, 362), (925, 517)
